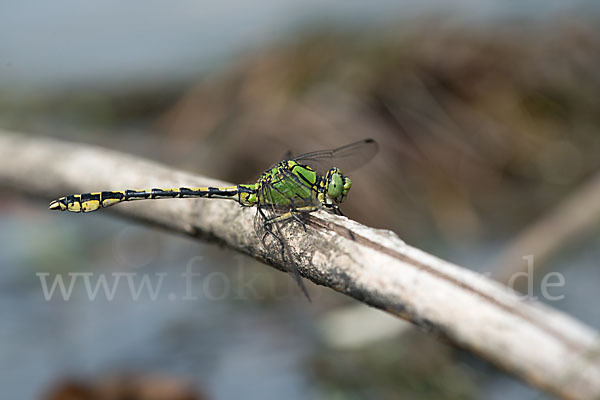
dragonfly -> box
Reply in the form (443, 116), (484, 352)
(49, 138), (379, 298)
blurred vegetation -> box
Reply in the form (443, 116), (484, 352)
(4, 17), (599, 250)
(313, 331), (478, 400)
(43, 374), (202, 400)
(157, 17), (600, 247)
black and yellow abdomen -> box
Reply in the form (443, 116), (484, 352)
(49, 184), (258, 213)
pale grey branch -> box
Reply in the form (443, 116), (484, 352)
(1, 131), (599, 400)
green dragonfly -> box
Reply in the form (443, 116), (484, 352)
(49, 138), (378, 297)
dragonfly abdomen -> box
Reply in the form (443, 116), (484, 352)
(49, 184), (257, 213)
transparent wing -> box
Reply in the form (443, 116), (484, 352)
(253, 174), (312, 300)
(253, 168), (316, 241)
(278, 167), (321, 208)
(291, 138), (378, 175)
(259, 167), (321, 210)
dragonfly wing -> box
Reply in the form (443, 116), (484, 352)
(291, 138), (378, 175)
(253, 174), (313, 300)
(278, 167), (321, 208)
(259, 166), (321, 211)
(254, 168), (315, 241)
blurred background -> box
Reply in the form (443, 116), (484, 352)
(1, 1), (600, 399)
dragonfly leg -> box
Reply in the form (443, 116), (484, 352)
(266, 205), (317, 232)
(257, 207), (286, 261)
(292, 213), (307, 232)
(289, 199), (309, 232)
(332, 204), (344, 216)
(323, 203), (344, 216)
(257, 207), (273, 241)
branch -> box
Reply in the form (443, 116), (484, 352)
(491, 170), (600, 286)
(1, 130), (599, 400)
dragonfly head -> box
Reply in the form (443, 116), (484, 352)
(326, 167), (352, 204)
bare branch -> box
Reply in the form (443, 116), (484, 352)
(491, 171), (600, 286)
(1, 130), (599, 400)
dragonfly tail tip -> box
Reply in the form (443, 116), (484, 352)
(48, 200), (63, 211)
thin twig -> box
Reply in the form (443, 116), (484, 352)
(1, 131), (599, 400)
(490, 171), (600, 286)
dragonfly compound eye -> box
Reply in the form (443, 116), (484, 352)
(327, 168), (344, 199)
